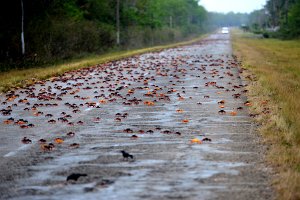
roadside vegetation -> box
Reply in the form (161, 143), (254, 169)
(232, 29), (300, 200)
(0, 35), (206, 93)
(0, 0), (208, 70)
(0, 0), (252, 72)
(247, 0), (300, 39)
(0, 0), (251, 93)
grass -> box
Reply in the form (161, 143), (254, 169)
(232, 29), (300, 200)
(0, 34), (207, 93)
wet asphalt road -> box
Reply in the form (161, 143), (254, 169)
(0, 33), (273, 200)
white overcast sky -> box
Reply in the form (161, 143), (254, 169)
(199, 0), (267, 13)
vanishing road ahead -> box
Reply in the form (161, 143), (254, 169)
(0, 33), (273, 200)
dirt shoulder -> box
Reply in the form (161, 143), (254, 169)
(232, 29), (300, 200)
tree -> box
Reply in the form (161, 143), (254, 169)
(287, 0), (300, 37)
(0, 0), (208, 67)
(248, 0), (300, 38)
(116, 0), (120, 45)
(21, 0), (25, 55)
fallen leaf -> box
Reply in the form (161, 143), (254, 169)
(230, 111), (237, 116)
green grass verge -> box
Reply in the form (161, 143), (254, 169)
(0, 34), (207, 93)
(232, 29), (300, 200)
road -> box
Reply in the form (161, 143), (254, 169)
(0, 33), (273, 200)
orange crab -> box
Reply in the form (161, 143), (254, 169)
(230, 111), (237, 116)
(190, 138), (202, 144)
(176, 109), (184, 113)
(144, 101), (154, 106)
(99, 99), (107, 104)
(182, 119), (189, 123)
(3, 119), (13, 124)
(54, 138), (64, 144)
(178, 97), (185, 101)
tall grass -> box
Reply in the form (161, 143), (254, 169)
(232, 29), (300, 200)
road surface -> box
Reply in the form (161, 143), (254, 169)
(0, 33), (273, 200)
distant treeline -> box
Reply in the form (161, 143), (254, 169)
(208, 12), (249, 28)
(0, 0), (209, 69)
(248, 0), (300, 38)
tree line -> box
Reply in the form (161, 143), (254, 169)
(0, 0), (208, 69)
(208, 12), (249, 28)
(4, 0), (289, 70)
(248, 0), (300, 38)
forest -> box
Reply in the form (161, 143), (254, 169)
(248, 0), (300, 38)
(0, 0), (208, 69)
(2, 0), (299, 70)
(1, 0), (253, 70)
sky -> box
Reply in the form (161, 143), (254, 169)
(199, 0), (267, 13)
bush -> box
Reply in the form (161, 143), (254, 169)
(26, 20), (115, 61)
(262, 32), (270, 38)
(121, 26), (186, 49)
